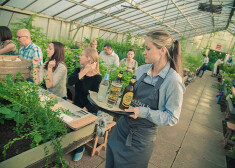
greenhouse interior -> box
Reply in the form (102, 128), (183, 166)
(0, 0), (235, 167)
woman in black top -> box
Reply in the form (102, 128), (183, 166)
(68, 47), (102, 113)
(68, 47), (102, 161)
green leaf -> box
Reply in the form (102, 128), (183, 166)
(14, 113), (24, 124)
(34, 134), (43, 144)
(0, 118), (4, 124)
(0, 107), (12, 115)
(5, 111), (16, 119)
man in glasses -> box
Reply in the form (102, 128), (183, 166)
(17, 29), (43, 65)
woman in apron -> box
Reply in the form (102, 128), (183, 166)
(106, 29), (186, 168)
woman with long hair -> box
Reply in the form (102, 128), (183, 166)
(33, 42), (67, 99)
(0, 26), (18, 55)
(68, 47), (102, 161)
(106, 29), (185, 168)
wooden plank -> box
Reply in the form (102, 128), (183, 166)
(0, 55), (31, 67)
(0, 67), (30, 74)
(69, 115), (98, 130)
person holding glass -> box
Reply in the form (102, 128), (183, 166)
(32, 42), (67, 99)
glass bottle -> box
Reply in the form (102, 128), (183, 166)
(107, 71), (123, 107)
(119, 75), (136, 110)
(97, 69), (110, 102)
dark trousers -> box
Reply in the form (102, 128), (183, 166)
(197, 64), (207, 77)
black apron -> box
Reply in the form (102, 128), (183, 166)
(106, 67), (170, 168)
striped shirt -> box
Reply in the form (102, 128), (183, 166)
(19, 42), (43, 65)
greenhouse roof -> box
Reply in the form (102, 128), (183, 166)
(1, 0), (235, 39)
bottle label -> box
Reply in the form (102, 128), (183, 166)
(104, 74), (110, 80)
(130, 78), (136, 83)
(108, 84), (122, 103)
(118, 74), (123, 78)
(122, 92), (134, 107)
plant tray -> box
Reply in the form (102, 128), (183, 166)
(0, 55), (31, 79)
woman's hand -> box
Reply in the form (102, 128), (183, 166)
(84, 62), (97, 72)
(33, 57), (41, 67)
(48, 60), (56, 70)
(125, 107), (140, 119)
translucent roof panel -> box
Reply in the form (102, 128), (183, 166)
(5, 0), (35, 9)
(1, 0), (234, 38)
(41, 0), (74, 16)
(26, 0), (60, 13)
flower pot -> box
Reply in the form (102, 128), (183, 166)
(0, 122), (96, 168)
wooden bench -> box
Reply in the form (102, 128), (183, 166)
(86, 121), (116, 156)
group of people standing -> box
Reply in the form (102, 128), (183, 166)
(1, 26), (186, 168)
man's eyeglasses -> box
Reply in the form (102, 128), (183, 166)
(16, 36), (27, 39)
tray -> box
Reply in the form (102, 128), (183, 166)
(87, 91), (134, 116)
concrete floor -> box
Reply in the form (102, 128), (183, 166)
(64, 71), (226, 168)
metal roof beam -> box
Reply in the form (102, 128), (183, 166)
(1, 0), (10, 6)
(67, 0), (149, 32)
(171, 0), (199, 34)
(124, 0), (183, 37)
(118, 0), (199, 23)
(22, 0), (37, 10)
(70, 9), (126, 31)
(0, 5), (122, 35)
(226, 0), (235, 29)
(71, 0), (124, 21)
(53, 4), (77, 17)
(93, 1), (202, 31)
(227, 29), (235, 35)
(124, 12), (209, 34)
(209, 0), (215, 29)
(39, 0), (60, 13)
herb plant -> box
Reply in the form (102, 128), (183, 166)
(0, 74), (68, 167)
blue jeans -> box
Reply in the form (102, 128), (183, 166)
(197, 64), (207, 77)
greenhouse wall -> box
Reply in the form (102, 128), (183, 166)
(184, 31), (234, 58)
(0, 9), (144, 45)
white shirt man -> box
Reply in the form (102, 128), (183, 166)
(99, 43), (119, 67)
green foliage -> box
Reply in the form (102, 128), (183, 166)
(0, 74), (68, 167)
(10, 14), (50, 59)
(94, 35), (145, 66)
(183, 54), (202, 72)
(229, 147), (235, 156)
(10, 14), (82, 78)
(231, 135), (235, 141)
(207, 50), (226, 70)
(64, 49), (82, 77)
(99, 58), (133, 92)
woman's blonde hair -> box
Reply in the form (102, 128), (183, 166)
(146, 29), (182, 77)
(83, 47), (100, 73)
(89, 40), (97, 48)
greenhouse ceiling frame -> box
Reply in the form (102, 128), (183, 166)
(0, 0), (234, 39)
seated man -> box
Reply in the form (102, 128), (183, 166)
(226, 57), (233, 67)
(17, 29), (43, 65)
(99, 43), (119, 67)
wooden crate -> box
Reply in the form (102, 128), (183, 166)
(0, 55), (31, 79)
